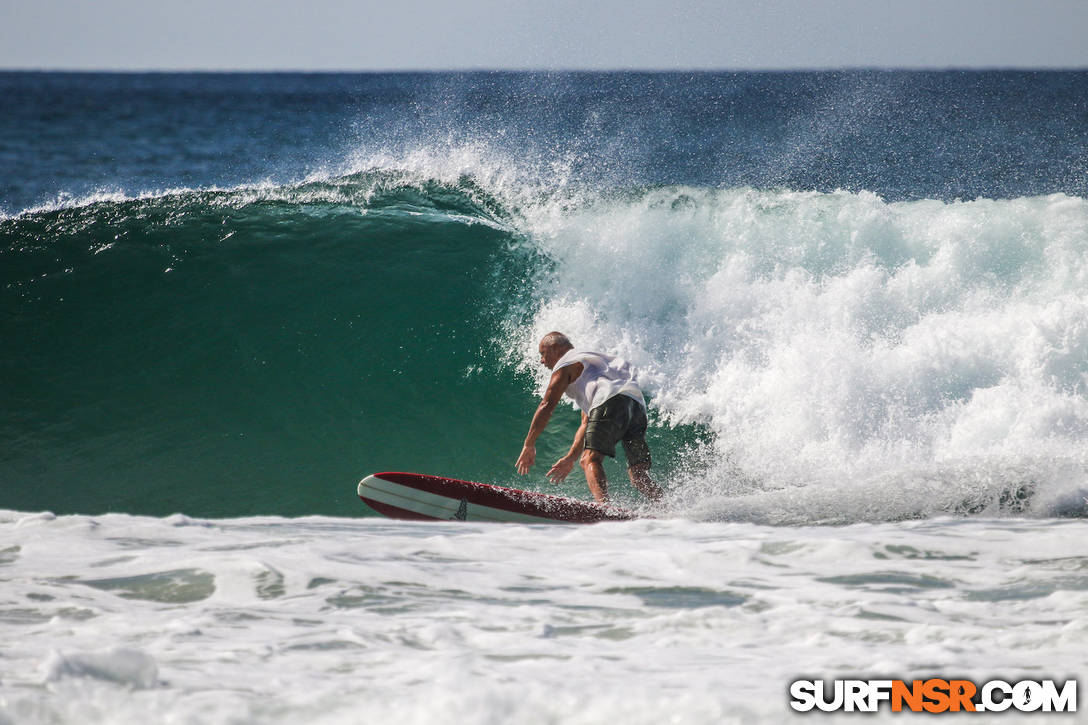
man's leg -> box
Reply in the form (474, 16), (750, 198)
(580, 449), (608, 503)
(622, 434), (661, 502)
(627, 462), (662, 502)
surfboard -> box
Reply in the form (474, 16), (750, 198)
(357, 472), (636, 524)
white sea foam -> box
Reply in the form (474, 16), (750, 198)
(0, 512), (1084, 724)
(508, 187), (1088, 521)
(43, 648), (158, 689)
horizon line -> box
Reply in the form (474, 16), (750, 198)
(3, 65), (1088, 74)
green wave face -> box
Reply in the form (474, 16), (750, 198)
(1, 178), (560, 516)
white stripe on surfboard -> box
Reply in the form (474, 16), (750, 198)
(358, 476), (565, 524)
(359, 477), (561, 524)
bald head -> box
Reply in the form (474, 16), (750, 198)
(538, 331), (573, 369)
(540, 331), (572, 350)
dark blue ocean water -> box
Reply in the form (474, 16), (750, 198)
(3, 71), (1087, 214)
(2, 71), (1087, 518)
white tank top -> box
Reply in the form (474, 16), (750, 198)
(553, 349), (646, 414)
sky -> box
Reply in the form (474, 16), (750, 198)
(2, 0), (1087, 71)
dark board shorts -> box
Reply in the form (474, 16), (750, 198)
(584, 394), (652, 468)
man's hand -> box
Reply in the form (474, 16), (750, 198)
(516, 363), (583, 477)
(547, 455), (576, 483)
(515, 445), (536, 475)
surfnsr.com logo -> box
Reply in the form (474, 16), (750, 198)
(789, 679), (1077, 713)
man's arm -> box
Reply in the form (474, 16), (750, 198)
(515, 363), (583, 475)
(546, 412), (588, 483)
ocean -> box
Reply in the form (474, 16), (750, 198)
(1, 71), (1087, 722)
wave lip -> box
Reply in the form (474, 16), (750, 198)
(2, 163), (516, 228)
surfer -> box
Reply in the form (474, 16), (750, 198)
(515, 332), (663, 504)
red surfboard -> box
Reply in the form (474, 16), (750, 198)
(357, 472), (637, 524)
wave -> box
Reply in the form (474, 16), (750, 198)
(1, 169), (533, 517)
(3, 156), (1088, 522)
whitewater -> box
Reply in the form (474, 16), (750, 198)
(3, 71), (1088, 722)
(2, 512), (1086, 724)
(515, 185), (1088, 522)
